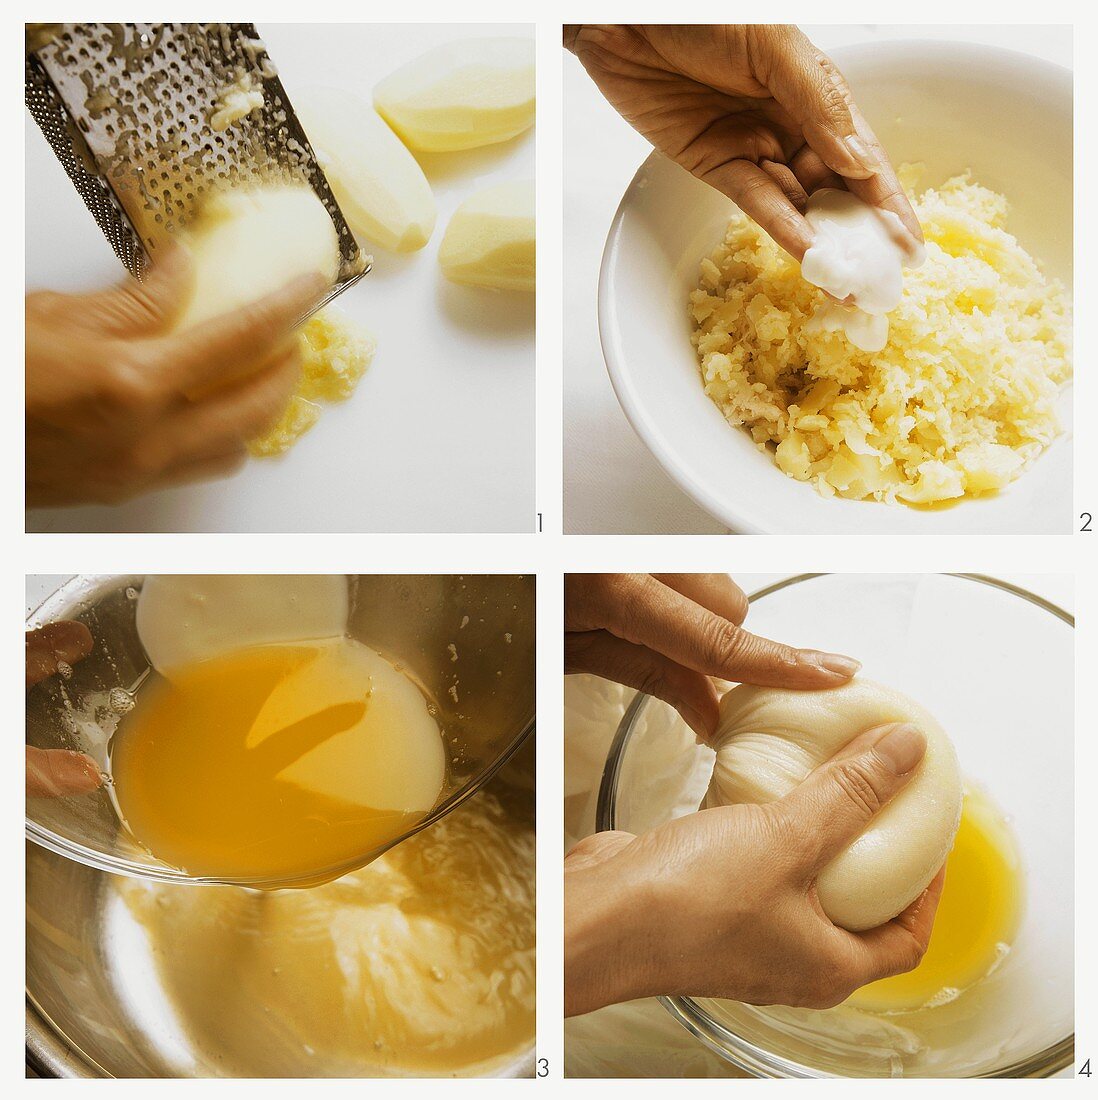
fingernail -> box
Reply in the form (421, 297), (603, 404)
(802, 651), (861, 678)
(903, 225), (927, 262)
(844, 135), (880, 174)
(873, 723), (926, 775)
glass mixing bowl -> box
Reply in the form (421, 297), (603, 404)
(25, 574), (535, 888)
(597, 574), (1073, 1078)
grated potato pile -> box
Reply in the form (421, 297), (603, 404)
(688, 169), (1072, 504)
(250, 306), (376, 457)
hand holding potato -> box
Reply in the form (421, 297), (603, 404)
(26, 249), (325, 506)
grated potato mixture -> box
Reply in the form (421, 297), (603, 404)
(250, 306), (376, 457)
(689, 169), (1072, 504)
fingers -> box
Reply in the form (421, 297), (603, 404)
(788, 145), (845, 196)
(602, 574), (860, 690)
(779, 722), (928, 869)
(25, 621), (94, 689)
(705, 160), (815, 261)
(652, 574), (749, 627)
(843, 108), (924, 249)
(888, 864), (946, 946)
(26, 746), (102, 798)
(760, 159), (808, 212)
(149, 445), (249, 492)
(565, 830), (636, 871)
(93, 244), (196, 335)
(845, 865), (946, 986)
(145, 347), (301, 471)
(565, 629), (720, 739)
(154, 271), (325, 393)
(761, 28), (879, 181)
(108, 347), (298, 497)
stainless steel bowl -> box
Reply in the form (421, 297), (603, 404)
(26, 574), (536, 1077)
(26, 772), (536, 1077)
(26, 574), (535, 885)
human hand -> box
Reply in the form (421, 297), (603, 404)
(565, 574), (860, 740)
(564, 721), (944, 1016)
(566, 24), (922, 262)
(26, 248), (326, 507)
(26, 622), (102, 798)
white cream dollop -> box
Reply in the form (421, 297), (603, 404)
(801, 189), (925, 353)
(136, 574), (349, 676)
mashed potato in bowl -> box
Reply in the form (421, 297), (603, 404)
(689, 168), (1072, 506)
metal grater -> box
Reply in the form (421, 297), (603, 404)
(25, 22), (368, 308)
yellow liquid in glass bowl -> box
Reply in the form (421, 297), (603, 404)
(110, 637), (445, 884)
(847, 785), (1023, 1013)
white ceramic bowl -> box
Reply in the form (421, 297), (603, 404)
(598, 42), (1073, 534)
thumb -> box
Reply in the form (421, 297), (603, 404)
(779, 722), (927, 870)
(757, 27), (879, 181)
(565, 830), (636, 872)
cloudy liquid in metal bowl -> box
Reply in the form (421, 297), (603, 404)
(104, 749), (536, 1076)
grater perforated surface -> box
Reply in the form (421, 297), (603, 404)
(25, 22), (368, 302)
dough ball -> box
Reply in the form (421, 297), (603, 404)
(703, 679), (962, 931)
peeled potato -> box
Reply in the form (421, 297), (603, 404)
(173, 184), (338, 331)
(296, 87), (436, 253)
(374, 38), (535, 152)
(439, 180), (535, 292)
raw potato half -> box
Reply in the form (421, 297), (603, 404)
(374, 37), (535, 152)
(296, 87), (436, 252)
(172, 185), (339, 332)
(439, 180), (535, 292)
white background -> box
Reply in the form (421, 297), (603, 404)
(564, 24), (1074, 534)
(15, 6), (1096, 1091)
(25, 23), (535, 534)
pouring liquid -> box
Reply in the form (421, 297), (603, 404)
(109, 637), (446, 884)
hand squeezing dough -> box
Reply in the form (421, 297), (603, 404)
(704, 679), (962, 931)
